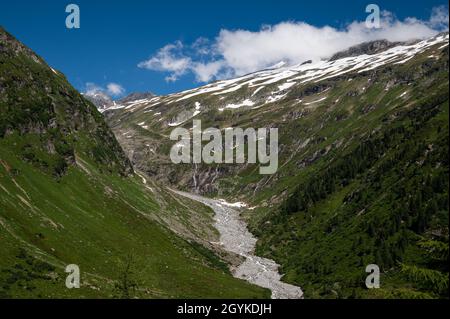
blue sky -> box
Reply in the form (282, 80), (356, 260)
(0, 0), (448, 96)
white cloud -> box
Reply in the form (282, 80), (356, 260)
(84, 82), (104, 97)
(106, 83), (125, 96)
(191, 61), (226, 82)
(138, 41), (227, 82)
(429, 5), (450, 30)
(137, 41), (191, 82)
(83, 82), (125, 98)
(138, 7), (449, 82)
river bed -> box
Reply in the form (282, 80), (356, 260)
(172, 190), (303, 299)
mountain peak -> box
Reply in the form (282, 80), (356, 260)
(329, 39), (402, 61)
(118, 92), (155, 104)
(83, 91), (114, 110)
(83, 91), (156, 111)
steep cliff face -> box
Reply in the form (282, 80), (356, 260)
(0, 27), (133, 177)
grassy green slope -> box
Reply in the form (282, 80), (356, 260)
(249, 47), (449, 298)
(0, 141), (268, 298)
(255, 91), (448, 298)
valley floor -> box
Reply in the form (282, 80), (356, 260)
(171, 190), (303, 299)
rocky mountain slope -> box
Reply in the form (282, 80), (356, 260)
(117, 92), (155, 104)
(104, 34), (448, 193)
(84, 91), (155, 112)
(104, 33), (449, 298)
(0, 27), (269, 298)
(83, 90), (114, 111)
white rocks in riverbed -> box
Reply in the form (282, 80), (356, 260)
(171, 189), (304, 299)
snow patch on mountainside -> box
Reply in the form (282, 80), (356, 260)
(163, 33), (448, 104)
(219, 99), (255, 111)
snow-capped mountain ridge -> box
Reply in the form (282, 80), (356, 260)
(85, 91), (155, 112)
(101, 33), (448, 119)
(165, 33), (448, 102)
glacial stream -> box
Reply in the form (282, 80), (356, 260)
(172, 190), (303, 299)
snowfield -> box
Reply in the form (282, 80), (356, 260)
(100, 33), (448, 121)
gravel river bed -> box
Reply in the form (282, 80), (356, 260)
(172, 190), (303, 299)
